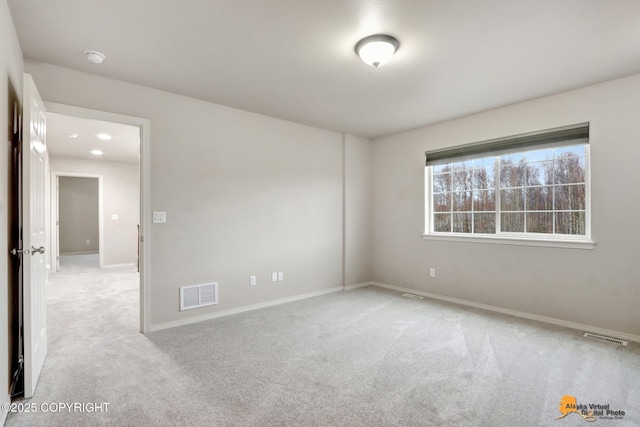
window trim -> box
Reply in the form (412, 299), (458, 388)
(424, 135), (593, 247)
(421, 232), (596, 250)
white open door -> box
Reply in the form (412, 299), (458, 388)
(22, 74), (48, 398)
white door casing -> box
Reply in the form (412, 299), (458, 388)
(44, 101), (151, 333)
(22, 74), (48, 398)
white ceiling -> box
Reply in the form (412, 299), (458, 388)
(47, 113), (140, 163)
(8, 0), (640, 139)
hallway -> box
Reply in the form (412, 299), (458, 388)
(6, 255), (142, 426)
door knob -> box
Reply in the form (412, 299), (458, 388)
(31, 246), (45, 255)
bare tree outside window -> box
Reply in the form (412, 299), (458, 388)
(430, 145), (587, 237)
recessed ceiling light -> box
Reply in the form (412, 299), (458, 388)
(90, 150), (104, 156)
(84, 50), (106, 64)
(97, 133), (112, 140)
(66, 133), (79, 138)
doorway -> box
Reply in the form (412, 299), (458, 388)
(51, 173), (104, 271)
(45, 102), (151, 333)
(58, 176), (100, 262)
(8, 79), (24, 397)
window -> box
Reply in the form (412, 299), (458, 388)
(425, 124), (590, 242)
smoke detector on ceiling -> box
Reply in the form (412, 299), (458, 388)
(84, 50), (106, 64)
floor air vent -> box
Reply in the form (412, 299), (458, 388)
(180, 283), (218, 311)
(583, 333), (627, 346)
(401, 293), (424, 300)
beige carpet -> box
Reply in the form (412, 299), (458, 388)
(6, 254), (640, 426)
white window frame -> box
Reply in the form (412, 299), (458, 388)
(423, 138), (594, 250)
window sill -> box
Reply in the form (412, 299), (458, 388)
(422, 233), (595, 250)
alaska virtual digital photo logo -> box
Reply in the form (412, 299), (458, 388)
(556, 395), (626, 422)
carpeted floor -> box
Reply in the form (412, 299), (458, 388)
(6, 254), (640, 426)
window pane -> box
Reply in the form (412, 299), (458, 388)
(525, 148), (553, 163)
(474, 213), (495, 234)
(555, 185), (586, 211)
(453, 213), (472, 233)
(453, 191), (472, 211)
(500, 164), (525, 187)
(555, 211), (586, 235)
(526, 161), (553, 186)
(500, 152), (524, 165)
(433, 193), (451, 212)
(474, 156), (495, 169)
(473, 190), (495, 211)
(500, 188), (524, 211)
(451, 160), (472, 171)
(452, 170), (472, 191)
(432, 164), (450, 174)
(555, 145), (585, 159)
(472, 165), (495, 189)
(433, 173), (451, 193)
(501, 212), (524, 232)
(554, 157), (585, 184)
(526, 212), (553, 233)
(433, 213), (451, 232)
(526, 186), (552, 211)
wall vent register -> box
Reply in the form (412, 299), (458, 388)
(180, 283), (218, 311)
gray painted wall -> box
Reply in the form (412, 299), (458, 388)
(0, 0), (24, 417)
(51, 157), (140, 267)
(345, 134), (373, 285)
(58, 176), (99, 254)
(27, 61), (373, 328)
(372, 73), (640, 336)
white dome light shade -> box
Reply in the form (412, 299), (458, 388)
(90, 149), (104, 156)
(355, 34), (399, 68)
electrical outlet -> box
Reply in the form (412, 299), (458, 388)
(429, 268), (436, 278)
(271, 272), (278, 282)
(86, 239), (90, 244)
(278, 272), (284, 281)
(250, 276), (256, 286)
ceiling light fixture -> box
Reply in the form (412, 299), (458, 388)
(84, 50), (106, 64)
(66, 133), (79, 138)
(96, 133), (112, 140)
(90, 149), (104, 156)
(355, 34), (400, 68)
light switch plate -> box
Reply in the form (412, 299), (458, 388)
(111, 214), (119, 220)
(153, 211), (166, 223)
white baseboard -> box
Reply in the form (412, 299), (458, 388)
(371, 281), (640, 344)
(150, 285), (346, 332)
(344, 281), (374, 291)
(102, 263), (135, 269)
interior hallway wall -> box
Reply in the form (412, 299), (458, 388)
(51, 156), (139, 267)
(27, 61), (373, 328)
(58, 176), (99, 254)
